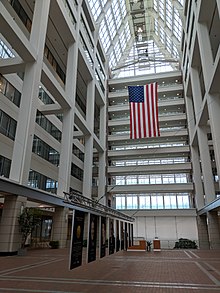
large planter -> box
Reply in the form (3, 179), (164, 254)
(17, 247), (27, 256)
(49, 241), (59, 249)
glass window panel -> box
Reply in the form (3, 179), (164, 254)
(116, 196), (126, 209)
(157, 196), (164, 209)
(0, 75), (6, 94)
(170, 196), (177, 208)
(177, 195), (190, 208)
(139, 196), (151, 209)
(151, 196), (157, 208)
(164, 196), (171, 209)
(126, 176), (137, 184)
(127, 196), (138, 209)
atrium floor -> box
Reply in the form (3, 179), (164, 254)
(0, 248), (220, 292)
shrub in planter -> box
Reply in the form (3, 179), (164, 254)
(49, 240), (59, 249)
(174, 238), (198, 249)
(18, 207), (42, 250)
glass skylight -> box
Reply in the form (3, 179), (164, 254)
(88, 0), (184, 77)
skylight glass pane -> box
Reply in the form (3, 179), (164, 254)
(119, 0), (127, 18)
(166, 35), (172, 53)
(177, 0), (184, 5)
(125, 22), (131, 40)
(154, 0), (158, 12)
(119, 31), (126, 51)
(158, 0), (165, 21)
(100, 0), (107, 7)
(109, 51), (116, 68)
(99, 19), (111, 52)
(106, 8), (117, 40)
(113, 0), (122, 29)
(88, 0), (102, 21)
(154, 19), (158, 35)
(160, 27), (165, 44)
(165, 0), (172, 30)
(173, 8), (182, 41)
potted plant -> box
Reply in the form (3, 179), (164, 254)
(49, 240), (59, 249)
(18, 207), (42, 255)
(147, 240), (152, 252)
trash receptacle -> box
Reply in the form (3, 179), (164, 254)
(153, 238), (161, 251)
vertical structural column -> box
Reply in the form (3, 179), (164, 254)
(83, 81), (95, 198)
(190, 67), (215, 204)
(185, 95), (195, 138)
(207, 211), (220, 249)
(57, 43), (78, 197)
(0, 196), (26, 253)
(191, 145), (204, 209)
(190, 67), (202, 113)
(9, 0), (50, 184)
(98, 105), (107, 203)
(207, 93), (220, 191)
(52, 207), (69, 248)
(197, 22), (213, 88)
(197, 215), (209, 249)
(197, 127), (215, 203)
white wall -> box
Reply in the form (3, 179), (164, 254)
(133, 215), (198, 249)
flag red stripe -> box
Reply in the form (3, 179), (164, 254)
(146, 85), (151, 137)
(150, 83), (156, 137)
(129, 82), (160, 139)
(155, 83), (160, 136)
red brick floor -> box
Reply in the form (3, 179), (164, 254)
(1, 248), (220, 292)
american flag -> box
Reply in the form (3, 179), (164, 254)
(128, 83), (160, 139)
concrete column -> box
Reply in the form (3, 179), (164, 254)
(197, 126), (215, 204)
(83, 135), (93, 198)
(57, 42), (78, 197)
(197, 22), (213, 89)
(82, 81), (95, 198)
(97, 104), (107, 203)
(98, 151), (106, 204)
(185, 95), (196, 138)
(217, 0), (220, 17)
(0, 195), (26, 254)
(9, 0), (50, 184)
(190, 67), (203, 115)
(86, 81), (95, 128)
(52, 207), (69, 248)
(191, 145), (205, 209)
(207, 211), (220, 249)
(197, 215), (210, 249)
(207, 93), (220, 191)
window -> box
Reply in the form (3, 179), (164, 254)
(0, 110), (17, 140)
(0, 155), (11, 178)
(116, 196), (126, 209)
(127, 195), (137, 209)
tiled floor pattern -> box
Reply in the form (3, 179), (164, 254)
(1, 248), (220, 292)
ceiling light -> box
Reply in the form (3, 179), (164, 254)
(138, 34), (142, 41)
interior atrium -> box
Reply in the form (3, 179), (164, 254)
(0, 0), (220, 255)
